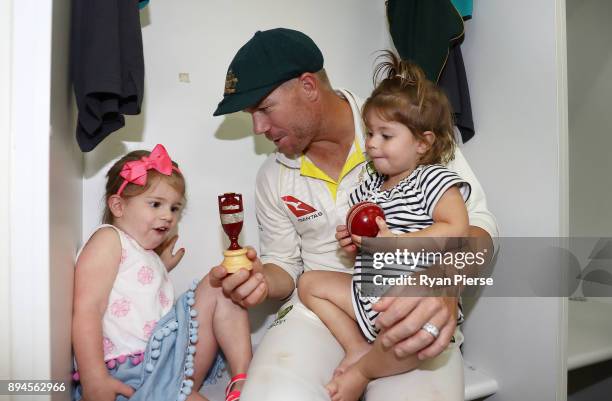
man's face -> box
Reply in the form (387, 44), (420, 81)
(246, 80), (316, 157)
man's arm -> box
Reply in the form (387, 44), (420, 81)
(262, 262), (295, 300)
(210, 156), (302, 306)
(372, 225), (493, 360)
(449, 148), (499, 242)
(255, 157), (304, 285)
(366, 147), (498, 360)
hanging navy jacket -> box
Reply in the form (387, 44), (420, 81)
(439, 44), (475, 143)
(71, 0), (145, 152)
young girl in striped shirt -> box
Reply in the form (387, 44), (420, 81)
(298, 52), (471, 401)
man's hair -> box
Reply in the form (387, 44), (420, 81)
(315, 68), (331, 89)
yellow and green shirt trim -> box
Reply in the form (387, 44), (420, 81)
(299, 139), (366, 201)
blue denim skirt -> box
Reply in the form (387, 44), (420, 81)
(73, 280), (226, 401)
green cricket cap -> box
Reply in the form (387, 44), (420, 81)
(213, 28), (324, 116)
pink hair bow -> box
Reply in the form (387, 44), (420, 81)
(116, 144), (181, 195)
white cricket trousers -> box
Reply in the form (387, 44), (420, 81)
(241, 293), (464, 401)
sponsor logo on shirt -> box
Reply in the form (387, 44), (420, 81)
(268, 305), (293, 329)
(281, 196), (323, 222)
(276, 305), (293, 320)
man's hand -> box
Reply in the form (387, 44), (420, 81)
(373, 296), (458, 360)
(209, 247), (268, 308)
(155, 235), (185, 272)
(335, 225), (358, 254)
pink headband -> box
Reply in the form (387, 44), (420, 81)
(116, 144), (181, 196)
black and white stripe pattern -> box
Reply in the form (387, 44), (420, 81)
(350, 164), (471, 341)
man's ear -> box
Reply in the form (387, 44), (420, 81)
(108, 195), (125, 219)
(298, 72), (319, 102)
(417, 131), (436, 155)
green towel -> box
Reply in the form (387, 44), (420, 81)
(451, 0), (473, 18)
(386, 0), (464, 82)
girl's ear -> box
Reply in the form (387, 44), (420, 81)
(417, 131), (436, 155)
(108, 195), (125, 219)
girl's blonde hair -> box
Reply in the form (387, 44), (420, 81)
(363, 51), (456, 165)
(102, 150), (186, 224)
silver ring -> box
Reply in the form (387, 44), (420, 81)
(421, 322), (440, 339)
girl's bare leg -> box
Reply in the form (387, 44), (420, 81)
(188, 274), (223, 400)
(326, 334), (421, 401)
(212, 276), (252, 393)
(298, 271), (371, 377)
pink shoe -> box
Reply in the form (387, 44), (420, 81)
(225, 373), (247, 401)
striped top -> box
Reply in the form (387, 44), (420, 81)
(350, 164), (471, 299)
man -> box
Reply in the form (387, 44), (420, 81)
(211, 28), (498, 401)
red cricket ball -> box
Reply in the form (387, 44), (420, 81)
(346, 202), (385, 237)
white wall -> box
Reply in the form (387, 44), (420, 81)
(10, 0), (53, 388)
(82, 0), (388, 341)
(0, 0), (13, 381)
(567, 0), (612, 238)
(49, 0), (83, 397)
(460, 0), (567, 400)
(567, 1), (612, 399)
(6, 2), (80, 399)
